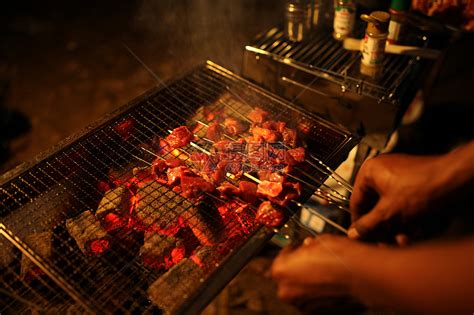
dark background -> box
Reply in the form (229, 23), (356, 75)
(0, 0), (285, 172)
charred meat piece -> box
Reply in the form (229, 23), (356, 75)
(113, 118), (136, 140)
(96, 186), (132, 219)
(217, 182), (240, 200)
(180, 175), (215, 198)
(282, 128), (298, 148)
(66, 210), (110, 256)
(223, 117), (247, 136)
(269, 182), (302, 207)
(251, 125), (281, 142)
(140, 231), (181, 269)
(256, 201), (285, 227)
(135, 182), (183, 233)
(148, 258), (204, 314)
(21, 231), (53, 280)
(165, 126), (194, 149)
(248, 107), (269, 123)
(239, 181), (258, 204)
(285, 147), (305, 166)
(262, 120), (287, 133)
(206, 122), (224, 142)
(257, 181), (283, 198)
(167, 166), (194, 186)
(189, 152), (212, 172)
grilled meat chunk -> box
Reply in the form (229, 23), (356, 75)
(257, 181), (283, 198)
(256, 201), (285, 227)
(165, 126), (193, 149)
(248, 107), (269, 123)
(223, 117), (247, 136)
(206, 122), (224, 141)
(285, 147), (305, 165)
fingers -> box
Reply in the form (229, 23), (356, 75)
(348, 201), (390, 240)
(350, 160), (379, 222)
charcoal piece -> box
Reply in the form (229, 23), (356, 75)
(139, 231), (179, 267)
(21, 231), (52, 278)
(1, 186), (70, 268)
(190, 246), (217, 271)
(135, 182), (184, 230)
(148, 258), (204, 314)
(96, 186), (131, 219)
(66, 210), (110, 256)
(180, 201), (220, 246)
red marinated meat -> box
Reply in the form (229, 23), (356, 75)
(262, 121), (286, 133)
(206, 122), (224, 141)
(257, 181), (283, 198)
(248, 141), (268, 167)
(217, 182), (240, 200)
(224, 118), (247, 136)
(269, 172), (286, 183)
(152, 159), (168, 184)
(251, 126), (281, 142)
(203, 107), (224, 122)
(248, 107), (269, 123)
(113, 118), (135, 140)
(285, 147), (306, 166)
(269, 182), (302, 207)
(214, 140), (233, 152)
(189, 152), (209, 171)
(165, 158), (185, 168)
(257, 170), (271, 181)
(239, 181), (257, 204)
(153, 138), (172, 156)
(181, 175), (215, 198)
(282, 128), (298, 148)
(256, 201), (285, 227)
(217, 160), (242, 176)
(167, 166), (194, 186)
(165, 126), (194, 149)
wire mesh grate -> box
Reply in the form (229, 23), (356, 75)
(0, 61), (356, 314)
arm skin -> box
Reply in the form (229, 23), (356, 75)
(349, 140), (474, 240)
(271, 234), (474, 314)
(349, 236), (474, 314)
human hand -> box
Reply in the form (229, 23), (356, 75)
(271, 234), (360, 304)
(349, 153), (450, 241)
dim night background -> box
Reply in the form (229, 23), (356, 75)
(0, 0), (287, 173)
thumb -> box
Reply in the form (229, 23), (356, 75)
(348, 203), (389, 240)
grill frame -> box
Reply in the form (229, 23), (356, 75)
(0, 61), (358, 314)
(243, 26), (428, 150)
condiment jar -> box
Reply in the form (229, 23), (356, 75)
(360, 11), (391, 77)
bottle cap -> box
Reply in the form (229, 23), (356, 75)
(361, 11), (391, 35)
(390, 0), (410, 12)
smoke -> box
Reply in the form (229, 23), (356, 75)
(132, 0), (284, 74)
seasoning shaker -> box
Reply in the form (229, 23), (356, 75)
(387, 0), (409, 44)
(360, 11), (391, 77)
(333, 0), (356, 40)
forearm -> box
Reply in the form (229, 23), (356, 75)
(441, 140), (474, 199)
(348, 237), (474, 314)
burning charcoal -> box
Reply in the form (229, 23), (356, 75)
(96, 186), (132, 219)
(190, 246), (216, 271)
(66, 210), (110, 256)
(21, 231), (52, 279)
(135, 182), (184, 234)
(180, 200), (221, 246)
(148, 258), (204, 315)
(140, 231), (180, 269)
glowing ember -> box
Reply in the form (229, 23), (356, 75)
(89, 239), (110, 255)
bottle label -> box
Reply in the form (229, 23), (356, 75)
(361, 34), (386, 66)
(388, 20), (402, 43)
(334, 6), (355, 36)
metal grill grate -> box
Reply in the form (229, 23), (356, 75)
(246, 26), (420, 101)
(0, 61), (357, 314)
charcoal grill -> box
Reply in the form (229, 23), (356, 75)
(243, 25), (429, 150)
(0, 61), (357, 314)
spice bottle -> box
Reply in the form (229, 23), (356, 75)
(285, 0), (314, 42)
(360, 11), (391, 77)
(333, 0), (356, 40)
(387, 0), (409, 44)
